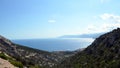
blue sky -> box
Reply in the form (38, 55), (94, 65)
(0, 0), (120, 39)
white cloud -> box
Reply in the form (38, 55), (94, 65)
(100, 13), (120, 23)
(48, 19), (56, 23)
(85, 23), (120, 34)
(85, 13), (120, 34)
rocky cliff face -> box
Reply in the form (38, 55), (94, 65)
(57, 28), (120, 68)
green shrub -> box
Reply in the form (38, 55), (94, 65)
(29, 65), (42, 68)
(0, 53), (8, 60)
(9, 60), (23, 68)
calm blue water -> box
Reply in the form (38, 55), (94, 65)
(12, 38), (94, 51)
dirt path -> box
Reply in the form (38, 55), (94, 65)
(0, 58), (16, 68)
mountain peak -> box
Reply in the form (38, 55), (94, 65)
(109, 27), (120, 34)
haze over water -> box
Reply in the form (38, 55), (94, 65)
(12, 38), (94, 51)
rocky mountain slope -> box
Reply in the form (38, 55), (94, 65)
(56, 28), (120, 68)
(0, 35), (75, 68)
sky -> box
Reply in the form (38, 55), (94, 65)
(0, 0), (120, 39)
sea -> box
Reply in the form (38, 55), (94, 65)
(12, 38), (94, 51)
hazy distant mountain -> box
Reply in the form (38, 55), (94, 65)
(57, 28), (120, 68)
(60, 32), (105, 39)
